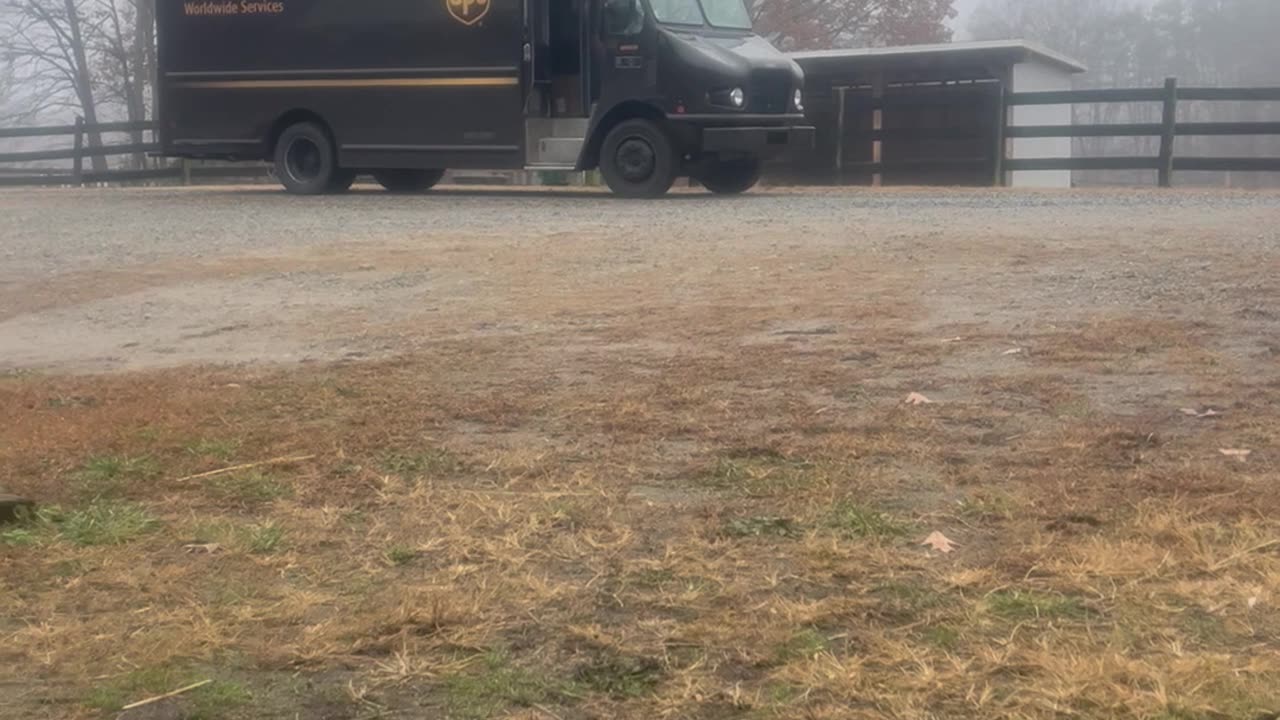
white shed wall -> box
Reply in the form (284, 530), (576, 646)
(1009, 60), (1074, 188)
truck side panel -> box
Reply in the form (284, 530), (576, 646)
(158, 0), (526, 170)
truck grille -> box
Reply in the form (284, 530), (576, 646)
(749, 72), (792, 114)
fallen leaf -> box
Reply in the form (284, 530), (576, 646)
(183, 543), (222, 555)
(921, 531), (958, 554)
(1219, 449), (1252, 462)
(905, 392), (934, 406)
(1180, 408), (1221, 419)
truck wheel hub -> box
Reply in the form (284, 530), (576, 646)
(616, 137), (656, 182)
(285, 138), (323, 182)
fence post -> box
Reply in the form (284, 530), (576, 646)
(871, 71), (884, 188)
(992, 83), (1007, 187)
(71, 116), (85, 186)
(1158, 77), (1178, 188)
(835, 86), (846, 184)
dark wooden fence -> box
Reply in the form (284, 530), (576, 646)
(0, 118), (268, 187)
(786, 77), (1280, 187)
(1000, 78), (1280, 187)
(5, 82), (1280, 189)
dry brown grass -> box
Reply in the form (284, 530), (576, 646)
(3, 305), (1279, 718)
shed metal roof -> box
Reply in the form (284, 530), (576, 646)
(789, 40), (1088, 75)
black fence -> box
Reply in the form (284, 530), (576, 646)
(4, 82), (1280, 189)
(0, 119), (269, 187)
(786, 76), (1280, 187)
(1001, 79), (1280, 187)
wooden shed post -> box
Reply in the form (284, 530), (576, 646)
(992, 83), (1007, 187)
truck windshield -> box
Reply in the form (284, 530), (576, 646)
(698, 0), (752, 29)
(650, 0), (752, 30)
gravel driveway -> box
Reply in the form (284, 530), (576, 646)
(1, 184), (1278, 374)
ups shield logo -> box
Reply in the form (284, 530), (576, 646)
(447, 0), (490, 26)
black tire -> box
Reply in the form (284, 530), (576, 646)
(598, 119), (678, 198)
(373, 169), (445, 193)
(698, 157), (762, 195)
(327, 169), (358, 193)
(274, 122), (338, 196)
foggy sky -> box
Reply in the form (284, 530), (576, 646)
(950, 0), (982, 38)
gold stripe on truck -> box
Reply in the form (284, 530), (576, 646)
(175, 77), (518, 89)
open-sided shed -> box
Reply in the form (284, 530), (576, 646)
(780, 40), (1087, 187)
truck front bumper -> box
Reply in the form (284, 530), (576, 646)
(700, 125), (815, 156)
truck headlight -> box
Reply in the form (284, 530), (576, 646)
(794, 89), (805, 112)
(730, 88), (745, 108)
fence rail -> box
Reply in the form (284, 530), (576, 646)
(5, 80), (1280, 189)
(1002, 78), (1280, 187)
(0, 118), (270, 187)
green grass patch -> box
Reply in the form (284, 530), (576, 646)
(384, 545), (418, 566)
(825, 501), (908, 539)
(442, 650), (578, 719)
(986, 589), (1089, 621)
(700, 449), (820, 497)
(773, 628), (830, 663)
(243, 523), (285, 554)
(74, 455), (159, 498)
(59, 501), (161, 546)
(6, 501), (161, 547)
(722, 516), (804, 539)
(919, 624), (962, 650)
(85, 667), (249, 718)
(873, 581), (947, 620)
(192, 520), (286, 555)
(0, 526), (38, 546)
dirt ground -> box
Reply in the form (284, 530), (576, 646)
(2, 186), (1279, 719)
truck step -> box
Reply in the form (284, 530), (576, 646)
(525, 118), (589, 166)
(535, 137), (586, 166)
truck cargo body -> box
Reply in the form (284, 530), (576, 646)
(157, 0), (814, 196)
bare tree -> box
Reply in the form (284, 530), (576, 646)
(92, 0), (154, 167)
(0, 0), (108, 170)
(750, 0), (956, 51)
(0, 59), (21, 124)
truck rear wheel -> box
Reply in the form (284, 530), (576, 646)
(374, 169), (445, 193)
(698, 157), (762, 195)
(599, 119), (678, 198)
(274, 122), (339, 196)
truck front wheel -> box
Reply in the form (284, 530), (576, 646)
(274, 122), (340, 196)
(374, 169), (445, 193)
(599, 119), (678, 198)
(698, 157), (762, 195)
